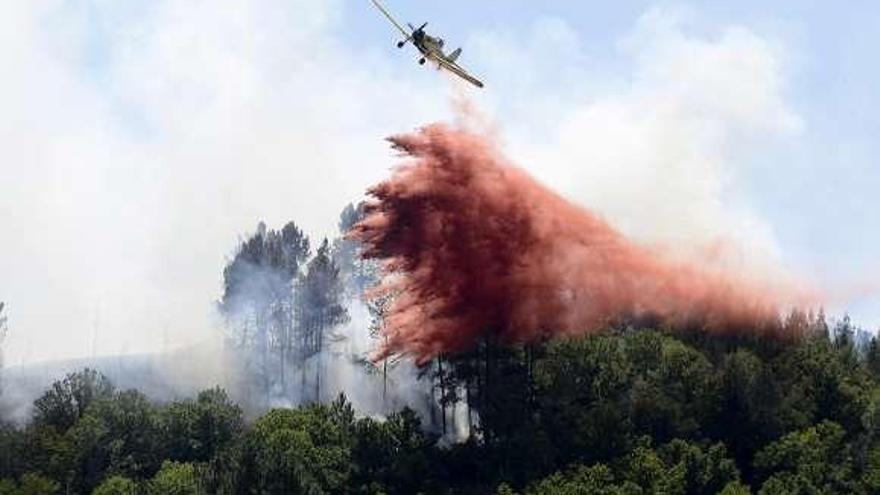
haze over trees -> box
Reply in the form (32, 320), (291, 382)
(1, 205), (879, 493)
(219, 220), (349, 408)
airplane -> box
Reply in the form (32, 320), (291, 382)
(370, 0), (485, 88)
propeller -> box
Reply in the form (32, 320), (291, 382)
(408, 22), (428, 34)
(398, 22), (427, 48)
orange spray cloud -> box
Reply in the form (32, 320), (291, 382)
(351, 123), (814, 363)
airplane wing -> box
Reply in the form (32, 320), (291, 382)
(370, 0), (410, 38)
(435, 57), (485, 88)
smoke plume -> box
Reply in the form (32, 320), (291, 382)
(353, 124), (815, 363)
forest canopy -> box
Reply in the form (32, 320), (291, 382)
(1, 316), (880, 494)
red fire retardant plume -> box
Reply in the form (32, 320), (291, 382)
(351, 124), (809, 364)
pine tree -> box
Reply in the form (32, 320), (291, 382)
(297, 239), (349, 402)
(219, 221), (309, 405)
(368, 291), (393, 406)
(332, 202), (377, 298)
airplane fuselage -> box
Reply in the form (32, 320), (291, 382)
(406, 28), (481, 86)
(412, 30), (446, 60)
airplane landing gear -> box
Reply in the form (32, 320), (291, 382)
(419, 58), (426, 65)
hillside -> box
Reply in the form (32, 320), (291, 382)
(1, 316), (879, 494)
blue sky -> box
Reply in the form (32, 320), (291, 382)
(2, 1), (878, 363)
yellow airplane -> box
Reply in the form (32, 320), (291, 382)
(370, 0), (485, 88)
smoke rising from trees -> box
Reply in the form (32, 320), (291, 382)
(215, 212), (445, 424)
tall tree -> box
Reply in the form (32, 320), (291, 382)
(220, 221), (310, 405)
(368, 291), (393, 406)
(332, 202), (377, 299)
(297, 239), (349, 402)
(271, 222), (312, 398)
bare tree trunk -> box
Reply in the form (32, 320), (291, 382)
(438, 357), (446, 436)
(301, 360), (307, 403)
(465, 375), (472, 439)
(526, 343), (535, 409)
(429, 363), (437, 426)
(300, 325), (307, 403)
(382, 358), (388, 407)
(279, 316), (286, 401)
(484, 340), (491, 442)
(261, 313), (269, 408)
(315, 343), (322, 403)
(315, 313), (323, 403)
(382, 334), (388, 408)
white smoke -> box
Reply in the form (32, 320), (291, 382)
(1, 1), (874, 406)
(0, 0), (450, 365)
(479, 8), (802, 264)
(312, 299), (435, 417)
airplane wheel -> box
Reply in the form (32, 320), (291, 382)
(397, 41), (405, 48)
(419, 58), (426, 65)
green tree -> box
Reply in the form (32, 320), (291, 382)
(628, 336), (719, 441)
(0, 479), (15, 495)
(147, 461), (198, 495)
(351, 408), (437, 494)
(719, 481), (752, 495)
(619, 440), (684, 494)
(865, 336), (880, 380)
(162, 387), (243, 463)
(64, 389), (162, 493)
(657, 439), (741, 495)
(241, 396), (355, 494)
(754, 421), (856, 494)
(535, 335), (633, 464)
(33, 369), (114, 432)
(861, 445), (880, 493)
(496, 483), (518, 495)
(19, 422), (74, 487)
(714, 349), (782, 473)
(66, 414), (110, 493)
(19, 474), (60, 495)
(91, 475), (138, 495)
(0, 423), (25, 481)
(525, 464), (639, 495)
(776, 336), (872, 433)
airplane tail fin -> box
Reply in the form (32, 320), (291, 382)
(448, 48), (462, 63)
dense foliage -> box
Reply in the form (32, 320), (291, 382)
(1, 313), (880, 494)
